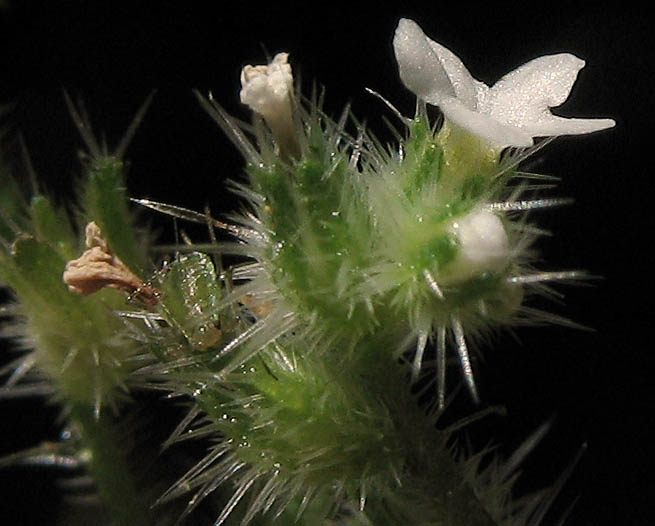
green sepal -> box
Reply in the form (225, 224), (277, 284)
(6, 235), (75, 309)
(0, 170), (31, 243)
(2, 235), (137, 409)
(30, 194), (78, 261)
(403, 118), (444, 197)
(81, 156), (145, 276)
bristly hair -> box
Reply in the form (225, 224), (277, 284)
(181, 84), (586, 411)
(125, 78), (588, 524)
(0, 94), (158, 415)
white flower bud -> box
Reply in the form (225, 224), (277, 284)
(240, 53), (297, 156)
(447, 209), (510, 281)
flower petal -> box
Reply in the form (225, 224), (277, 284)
(481, 54), (587, 128)
(240, 53), (299, 156)
(519, 116), (616, 138)
(423, 32), (485, 110)
(393, 21), (615, 146)
(393, 19), (457, 106)
(240, 52), (293, 120)
(440, 98), (534, 148)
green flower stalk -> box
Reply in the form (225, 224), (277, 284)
(0, 98), (164, 524)
(1, 18), (615, 526)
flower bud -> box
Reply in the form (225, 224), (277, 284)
(240, 53), (298, 156)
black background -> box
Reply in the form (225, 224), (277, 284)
(0, 2), (652, 525)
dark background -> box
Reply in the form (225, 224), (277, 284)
(0, 2), (652, 525)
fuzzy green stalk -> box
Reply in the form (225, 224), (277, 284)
(148, 250), (535, 525)
(68, 404), (158, 526)
(1, 144), (159, 525)
(113, 71), (578, 524)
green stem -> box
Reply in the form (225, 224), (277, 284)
(70, 404), (157, 526)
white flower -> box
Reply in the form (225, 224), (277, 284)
(240, 52), (297, 155)
(393, 18), (615, 148)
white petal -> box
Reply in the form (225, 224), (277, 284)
(520, 116), (616, 138)
(393, 22), (615, 146)
(393, 19), (456, 105)
(240, 52), (293, 120)
(440, 98), (534, 148)
(424, 35), (485, 110)
(481, 54), (586, 129)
